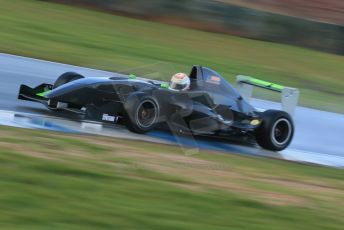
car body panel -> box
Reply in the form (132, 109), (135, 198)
(18, 65), (265, 140)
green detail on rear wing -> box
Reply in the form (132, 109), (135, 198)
(36, 90), (51, 98)
(238, 77), (284, 92)
(236, 75), (299, 116)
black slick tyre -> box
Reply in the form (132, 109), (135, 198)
(256, 110), (294, 151)
(124, 93), (159, 134)
(53, 72), (84, 89)
(49, 72), (85, 109)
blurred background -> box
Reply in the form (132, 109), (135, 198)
(48, 0), (344, 54)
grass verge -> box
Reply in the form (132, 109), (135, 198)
(0, 126), (343, 229)
(0, 0), (343, 113)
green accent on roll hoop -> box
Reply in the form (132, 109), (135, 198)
(36, 90), (51, 97)
(249, 78), (284, 91)
(160, 83), (169, 89)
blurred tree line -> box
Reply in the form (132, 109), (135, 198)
(46, 0), (344, 54)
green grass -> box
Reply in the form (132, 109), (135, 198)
(0, 126), (343, 229)
(0, 0), (343, 113)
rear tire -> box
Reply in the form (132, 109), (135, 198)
(124, 93), (159, 134)
(256, 110), (294, 151)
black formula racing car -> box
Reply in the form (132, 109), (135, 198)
(18, 66), (297, 151)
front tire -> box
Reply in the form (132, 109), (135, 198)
(124, 93), (159, 134)
(48, 72), (85, 109)
(256, 110), (294, 151)
(53, 72), (84, 89)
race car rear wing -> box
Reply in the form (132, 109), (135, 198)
(236, 75), (299, 116)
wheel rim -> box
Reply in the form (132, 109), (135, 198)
(271, 118), (292, 146)
(135, 100), (158, 129)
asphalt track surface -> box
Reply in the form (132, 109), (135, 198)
(0, 53), (343, 167)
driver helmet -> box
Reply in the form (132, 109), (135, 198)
(169, 73), (190, 91)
